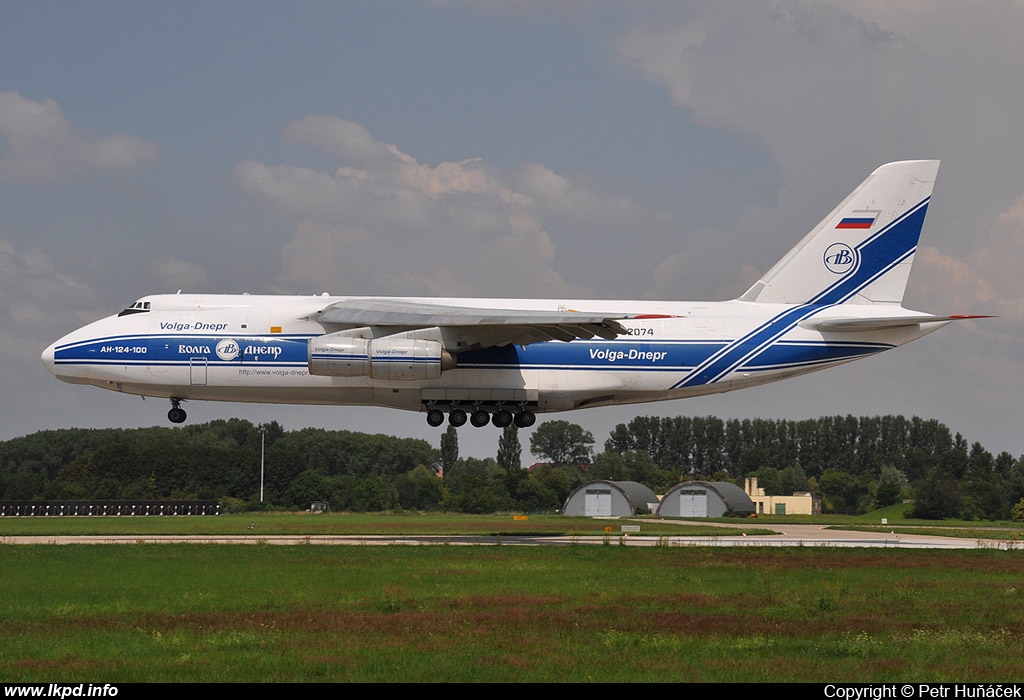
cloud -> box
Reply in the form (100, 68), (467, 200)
(968, 197), (1024, 306)
(909, 196), (1024, 324)
(615, 2), (1024, 298)
(284, 115), (400, 170)
(908, 246), (997, 314)
(617, 3), (953, 169)
(616, 2), (1024, 213)
(513, 163), (659, 228)
(238, 116), (671, 299)
(0, 239), (99, 329)
(0, 91), (159, 183)
(0, 240), (104, 401)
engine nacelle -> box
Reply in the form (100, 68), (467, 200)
(308, 332), (455, 381)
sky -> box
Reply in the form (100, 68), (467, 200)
(3, 1), (1023, 462)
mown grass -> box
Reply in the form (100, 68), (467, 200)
(2, 544), (1023, 681)
(0, 512), (774, 538)
(814, 504), (1024, 540)
(837, 525), (1024, 541)
(705, 504), (1024, 541)
(5, 507), (1022, 543)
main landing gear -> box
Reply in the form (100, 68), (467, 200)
(167, 398), (187, 424)
(424, 403), (537, 429)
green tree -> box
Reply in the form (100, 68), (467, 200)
(776, 464), (809, 495)
(497, 424), (524, 496)
(440, 425), (459, 478)
(514, 476), (559, 512)
(529, 421), (594, 465)
(590, 450), (662, 490)
(443, 457), (511, 513)
(873, 478), (903, 509)
(1012, 498), (1024, 523)
(909, 471), (961, 520)
(394, 465), (443, 511)
(350, 476), (395, 511)
(289, 469), (327, 508)
(527, 463), (579, 506)
(819, 468), (865, 514)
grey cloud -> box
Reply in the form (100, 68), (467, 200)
(285, 115), (400, 169)
(0, 91), (159, 183)
(239, 118), (660, 298)
(0, 239), (99, 329)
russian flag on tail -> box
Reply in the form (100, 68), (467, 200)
(836, 216), (876, 229)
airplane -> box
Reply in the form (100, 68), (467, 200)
(42, 160), (988, 429)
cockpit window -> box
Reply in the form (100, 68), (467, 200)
(117, 300), (151, 317)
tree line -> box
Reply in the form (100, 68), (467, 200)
(0, 414), (1021, 519)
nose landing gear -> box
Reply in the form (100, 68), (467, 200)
(167, 398), (187, 424)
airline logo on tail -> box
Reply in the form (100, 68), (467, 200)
(823, 243), (857, 274)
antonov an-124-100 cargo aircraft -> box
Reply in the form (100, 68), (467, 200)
(43, 160), (988, 429)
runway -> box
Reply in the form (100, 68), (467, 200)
(2, 523), (1019, 549)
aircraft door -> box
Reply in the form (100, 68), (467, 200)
(189, 357), (208, 385)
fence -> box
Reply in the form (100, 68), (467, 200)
(0, 500), (219, 516)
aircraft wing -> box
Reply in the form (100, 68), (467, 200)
(311, 298), (634, 349)
(800, 314), (993, 332)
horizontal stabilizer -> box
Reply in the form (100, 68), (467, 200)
(800, 314), (994, 332)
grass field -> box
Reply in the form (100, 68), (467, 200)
(2, 515), (1024, 682)
(3, 503), (1022, 538)
(0, 512), (775, 537)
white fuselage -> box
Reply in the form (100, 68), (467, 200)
(41, 293), (945, 415)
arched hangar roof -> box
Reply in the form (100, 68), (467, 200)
(562, 480), (659, 516)
(660, 481), (755, 516)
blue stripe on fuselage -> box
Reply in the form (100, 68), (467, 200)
(741, 340), (891, 371)
(54, 334), (894, 379)
(53, 335), (311, 367)
(456, 340), (722, 372)
(455, 339), (890, 374)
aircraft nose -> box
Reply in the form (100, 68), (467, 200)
(41, 341), (57, 376)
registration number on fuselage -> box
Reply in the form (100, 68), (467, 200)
(100, 346), (147, 354)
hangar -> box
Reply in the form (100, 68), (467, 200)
(657, 481), (755, 518)
(562, 480), (659, 517)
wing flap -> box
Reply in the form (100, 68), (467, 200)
(311, 298), (633, 350)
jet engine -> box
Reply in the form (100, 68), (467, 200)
(308, 331), (456, 381)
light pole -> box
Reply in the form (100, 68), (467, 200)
(259, 425), (266, 502)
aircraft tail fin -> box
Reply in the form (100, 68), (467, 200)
(738, 160), (940, 306)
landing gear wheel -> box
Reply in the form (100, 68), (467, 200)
(514, 410), (536, 428)
(449, 408), (468, 427)
(470, 410), (490, 428)
(168, 406), (187, 424)
(426, 408), (445, 427)
(492, 409), (513, 428)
